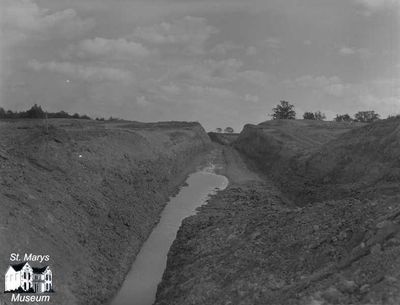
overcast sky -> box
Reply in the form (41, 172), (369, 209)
(1, 0), (399, 131)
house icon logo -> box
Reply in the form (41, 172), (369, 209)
(4, 262), (53, 294)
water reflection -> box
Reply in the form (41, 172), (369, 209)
(111, 166), (228, 305)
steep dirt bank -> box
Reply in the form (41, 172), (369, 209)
(156, 179), (400, 305)
(0, 119), (211, 305)
(234, 119), (400, 204)
(233, 120), (364, 204)
(155, 119), (400, 305)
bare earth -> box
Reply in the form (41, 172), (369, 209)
(2, 118), (400, 305)
(155, 119), (400, 305)
(0, 119), (211, 305)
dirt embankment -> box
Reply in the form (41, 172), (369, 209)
(155, 118), (400, 305)
(0, 119), (211, 305)
(234, 119), (400, 204)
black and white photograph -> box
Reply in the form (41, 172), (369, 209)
(1, 0), (399, 304)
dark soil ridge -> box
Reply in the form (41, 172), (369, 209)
(0, 119), (211, 305)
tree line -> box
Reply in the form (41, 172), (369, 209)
(271, 100), (396, 123)
(0, 104), (91, 120)
(214, 127), (235, 133)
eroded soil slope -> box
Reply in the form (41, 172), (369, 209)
(0, 119), (210, 305)
(155, 119), (400, 305)
(235, 119), (400, 204)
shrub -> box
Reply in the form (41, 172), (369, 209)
(387, 114), (400, 120)
(303, 111), (326, 121)
(303, 112), (315, 120)
(335, 114), (352, 122)
(314, 111), (326, 121)
(354, 111), (380, 123)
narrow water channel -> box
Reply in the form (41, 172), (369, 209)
(111, 165), (228, 305)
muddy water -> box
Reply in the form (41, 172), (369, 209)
(111, 165), (228, 305)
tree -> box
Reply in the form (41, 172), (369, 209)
(80, 114), (91, 120)
(224, 127), (234, 133)
(304, 111), (326, 120)
(49, 111), (69, 118)
(0, 105), (92, 120)
(314, 111), (326, 121)
(272, 101), (296, 120)
(215, 128), (222, 133)
(354, 111), (380, 123)
(303, 112), (315, 120)
(335, 114), (352, 122)
(26, 104), (45, 118)
(6, 110), (15, 118)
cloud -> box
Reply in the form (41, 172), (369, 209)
(245, 46), (257, 56)
(70, 37), (151, 59)
(244, 94), (260, 103)
(359, 78), (400, 111)
(262, 37), (281, 49)
(28, 60), (134, 83)
(136, 96), (151, 107)
(161, 83), (182, 95)
(168, 58), (243, 84)
(210, 41), (242, 55)
(158, 82), (238, 102)
(169, 58), (271, 87)
(1, 0), (94, 46)
(284, 74), (400, 118)
(133, 16), (217, 54)
(286, 75), (347, 97)
(355, 0), (400, 16)
(206, 58), (244, 78)
(339, 46), (373, 58)
(339, 47), (356, 55)
(187, 85), (237, 99)
(356, 94), (400, 112)
(238, 70), (271, 86)
(356, 0), (400, 10)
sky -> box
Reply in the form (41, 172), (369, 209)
(1, 0), (399, 131)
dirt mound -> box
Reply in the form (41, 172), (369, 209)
(155, 118), (400, 305)
(0, 119), (211, 305)
(301, 118), (400, 201)
(234, 119), (400, 204)
(234, 120), (358, 176)
(156, 183), (400, 305)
